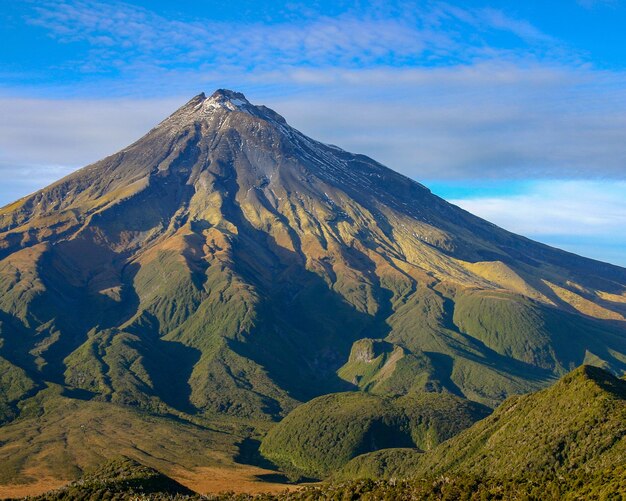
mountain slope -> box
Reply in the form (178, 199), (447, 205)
(339, 365), (626, 479)
(259, 391), (488, 479)
(32, 457), (195, 500)
(0, 384), (236, 486)
(1, 89), (625, 420)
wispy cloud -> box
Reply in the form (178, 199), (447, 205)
(477, 8), (552, 43)
(25, 0), (565, 76)
(27, 1), (431, 71)
(0, 95), (180, 159)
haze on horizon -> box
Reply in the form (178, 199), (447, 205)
(1, 0), (625, 265)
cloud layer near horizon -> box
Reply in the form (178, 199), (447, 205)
(3, 63), (626, 184)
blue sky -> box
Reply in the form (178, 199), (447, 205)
(1, 0), (625, 265)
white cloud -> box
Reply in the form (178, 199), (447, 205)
(264, 64), (626, 179)
(450, 181), (626, 237)
(2, 61), (626, 199)
(449, 180), (626, 265)
(0, 95), (180, 168)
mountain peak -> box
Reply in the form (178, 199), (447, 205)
(561, 365), (626, 397)
(161, 89), (286, 131)
(210, 88), (248, 102)
(184, 88), (251, 114)
(205, 88), (251, 111)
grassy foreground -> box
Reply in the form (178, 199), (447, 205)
(21, 465), (626, 500)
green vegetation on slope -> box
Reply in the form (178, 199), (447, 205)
(259, 391), (488, 479)
(32, 456), (194, 500)
(0, 384), (242, 485)
(337, 338), (444, 396)
(336, 448), (423, 480)
(453, 288), (626, 374)
(418, 365), (626, 478)
(16, 367), (626, 499)
(338, 365), (626, 480)
(0, 354), (37, 423)
(262, 469), (626, 500)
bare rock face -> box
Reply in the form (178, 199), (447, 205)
(0, 89), (626, 421)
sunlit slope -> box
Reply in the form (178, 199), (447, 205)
(31, 457), (194, 500)
(0, 385), (240, 486)
(0, 89), (625, 424)
(340, 365), (626, 479)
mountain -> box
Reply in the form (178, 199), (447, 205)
(1, 89), (626, 489)
(338, 365), (626, 481)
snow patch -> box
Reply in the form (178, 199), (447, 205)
(230, 98), (247, 108)
(201, 94), (251, 114)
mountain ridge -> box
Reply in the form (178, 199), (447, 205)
(338, 364), (626, 480)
